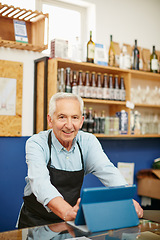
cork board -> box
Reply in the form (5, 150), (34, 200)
(0, 60), (23, 136)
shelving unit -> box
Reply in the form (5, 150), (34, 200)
(34, 57), (160, 138)
(0, 3), (48, 52)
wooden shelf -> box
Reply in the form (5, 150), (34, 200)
(0, 3), (48, 52)
(95, 134), (160, 138)
(34, 57), (160, 138)
(135, 103), (160, 108)
(83, 98), (126, 105)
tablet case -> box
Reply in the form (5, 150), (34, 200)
(75, 185), (139, 233)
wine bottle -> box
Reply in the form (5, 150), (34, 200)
(108, 35), (115, 67)
(72, 71), (78, 95)
(65, 67), (72, 93)
(132, 39), (139, 70)
(87, 31), (95, 63)
(150, 45), (158, 73)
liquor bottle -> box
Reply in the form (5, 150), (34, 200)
(96, 73), (103, 99)
(108, 35), (115, 67)
(108, 74), (114, 100)
(84, 71), (91, 98)
(87, 107), (94, 133)
(120, 76), (126, 101)
(59, 68), (65, 92)
(77, 70), (84, 97)
(65, 67), (72, 93)
(87, 31), (95, 63)
(99, 110), (105, 134)
(90, 72), (97, 99)
(132, 39), (139, 70)
(57, 68), (61, 92)
(150, 45), (158, 73)
(81, 107), (88, 132)
(114, 75), (120, 101)
(72, 70), (78, 95)
(102, 73), (109, 100)
(93, 111), (99, 133)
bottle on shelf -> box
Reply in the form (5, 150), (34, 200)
(90, 72), (97, 99)
(72, 70), (78, 95)
(84, 71), (91, 98)
(93, 111), (99, 133)
(57, 68), (61, 92)
(119, 76), (126, 101)
(77, 70), (84, 97)
(65, 67), (72, 93)
(87, 31), (95, 63)
(87, 107), (94, 133)
(59, 68), (65, 92)
(99, 110), (105, 134)
(102, 73), (109, 100)
(108, 35), (115, 67)
(96, 73), (103, 99)
(114, 75), (120, 101)
(81, 107), (88, 132)
(150, 45), (158, 73)
(132, 39), (139, 70)
(108, 74), (114, 100)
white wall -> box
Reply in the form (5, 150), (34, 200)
(0, 0), (160, 136)
(83, 0), (160, 51)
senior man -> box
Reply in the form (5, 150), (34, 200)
(18, 92), (143, 228)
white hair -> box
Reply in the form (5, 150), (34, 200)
(49, 92), (84, 119)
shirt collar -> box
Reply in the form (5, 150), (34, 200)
(51, 130), (77, 153)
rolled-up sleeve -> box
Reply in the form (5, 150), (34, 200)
(25, 136), (63, 208)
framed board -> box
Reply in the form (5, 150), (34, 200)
(0, 60), (23, 136)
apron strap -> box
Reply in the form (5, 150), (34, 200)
(47, 130), (84, 169)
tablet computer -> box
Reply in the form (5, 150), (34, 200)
(71, 185), (139, 233)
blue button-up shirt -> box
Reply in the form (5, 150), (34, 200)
(24, 130), (127, 208)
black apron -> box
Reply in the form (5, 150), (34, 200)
(18, 131), (84, 229)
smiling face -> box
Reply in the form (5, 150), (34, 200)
(47, 98), (84, 150)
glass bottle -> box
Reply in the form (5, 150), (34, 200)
(57, 68), (61, 92)
(77, 70), (84, 97)
(150, 45), (158, 73)
(93, 111), (99, 133)
(72, 70), (78, 95)
(87, 31), (95, 63)
(65, 67), (72, 93)
(120, 77), (126, 101)
(59, 68), (65, 92)
(81, 107), (88, 132)
(102, 73), (109, 100)
(90, 72), (97, 99)
(108, 35), (115, 67)
(132, 39), (139, 70)
(87, 107), (94, 133)
(114, 75), (120, 101)
(108, 74), (114, 100)
(99, 110), (105, 134)
(96, 73), (103, 99)
(84, 71), (91, 98)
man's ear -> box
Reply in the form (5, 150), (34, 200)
(47, 114), (53, 128)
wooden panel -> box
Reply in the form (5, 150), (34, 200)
(0, 60), (23, 136)
(36, 61), (45, 133)
(34, 57), (49, 134)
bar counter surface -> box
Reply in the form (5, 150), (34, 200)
(0, 218), (160, 240)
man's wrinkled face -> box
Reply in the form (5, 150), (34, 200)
(48, 98), (84, 148)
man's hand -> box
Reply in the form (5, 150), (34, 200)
(133, 199), (143, 218)
(63, 198), (81, 221)
(47, 197), (81, 221)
